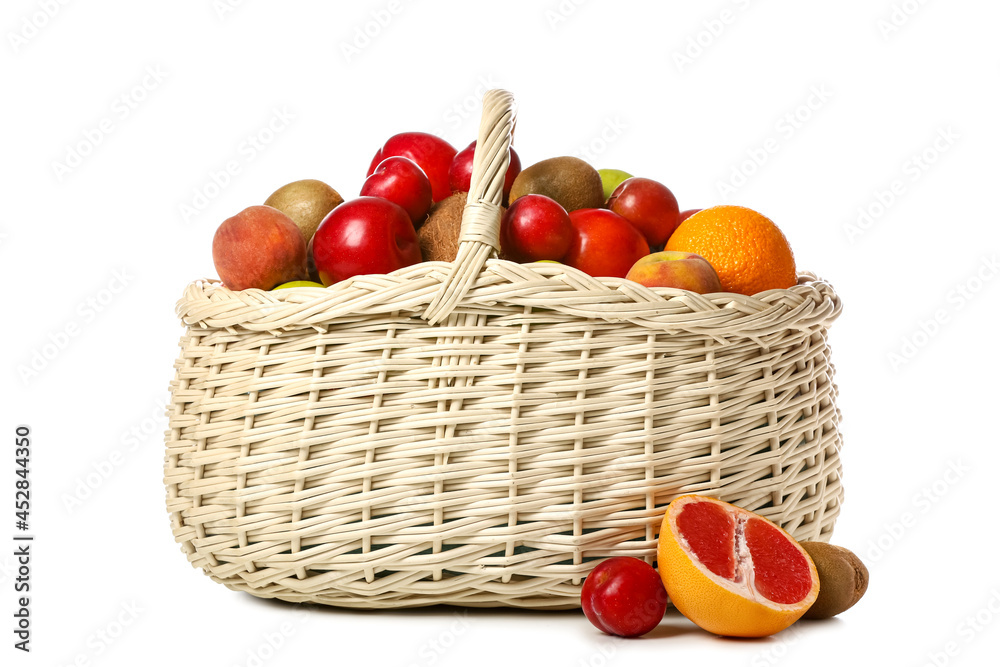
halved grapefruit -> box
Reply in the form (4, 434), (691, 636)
(657, 495), (820, 637)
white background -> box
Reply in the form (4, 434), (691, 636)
(3, 1), (999, 665)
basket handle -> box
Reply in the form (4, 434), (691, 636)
(421, 89), (517, 324)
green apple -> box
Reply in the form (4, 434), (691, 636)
(273, 280), (324, 290)
(598, 169), (634, 201)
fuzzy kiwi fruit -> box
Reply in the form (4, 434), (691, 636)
(265, 179), (344, 244)
(508, 156), (604, 212)
(801, 542), (869, 619)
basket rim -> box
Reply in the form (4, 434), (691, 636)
(176, 260), (841, 339)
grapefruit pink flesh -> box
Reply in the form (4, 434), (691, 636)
(675, 501), (813, 605)
(676, 500), (736, 579)
(744, 517), (813, 604)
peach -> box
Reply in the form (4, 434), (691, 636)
(625, 250), (722, 294)
(212, 205), (308, 290)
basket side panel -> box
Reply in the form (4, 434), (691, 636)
(163, 309), (843, 609)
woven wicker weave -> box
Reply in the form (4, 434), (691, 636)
(164, 90), (844, 609)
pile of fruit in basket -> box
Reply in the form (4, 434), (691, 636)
(210, 130), (799, 297)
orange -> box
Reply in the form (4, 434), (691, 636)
(657, 495), (819, 637)
(664, 205), (796, 295)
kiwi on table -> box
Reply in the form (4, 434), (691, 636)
(508, 156), (604, 212)
(264, 179), (344, 244)
(800, 542), (869, 619)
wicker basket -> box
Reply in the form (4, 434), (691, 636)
(164, 89), (843, 609)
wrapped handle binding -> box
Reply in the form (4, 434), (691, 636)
(422, 89), (516, 323)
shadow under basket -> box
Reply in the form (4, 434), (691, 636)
(163, 90), (844, 610)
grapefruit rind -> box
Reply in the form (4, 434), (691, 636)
(657, 495), (819, 638)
